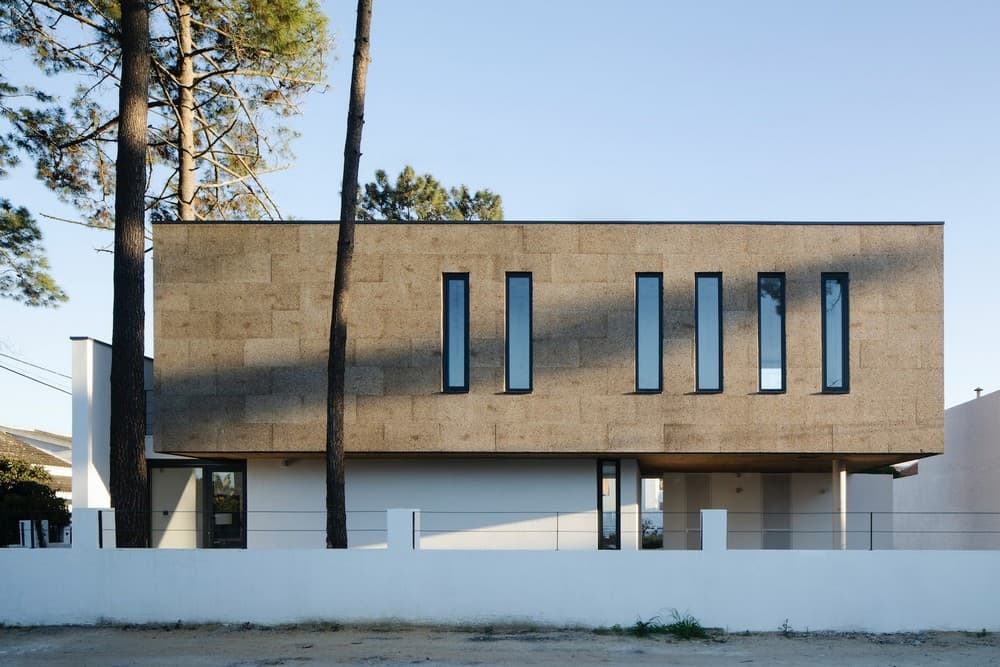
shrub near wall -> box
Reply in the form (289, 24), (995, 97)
(0, 457), (69, 547)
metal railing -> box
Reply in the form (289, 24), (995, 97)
(71, 508), (1000, 551)
(418, 510), (640, 550)
(642, 511), (1000, 551)
(105, 509), (390, 549)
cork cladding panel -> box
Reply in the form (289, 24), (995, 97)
(153, 223), (943, 460)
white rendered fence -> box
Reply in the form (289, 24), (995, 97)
(2, 509), (1000, 631)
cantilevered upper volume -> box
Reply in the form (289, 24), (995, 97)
(152, 220), (943, 473)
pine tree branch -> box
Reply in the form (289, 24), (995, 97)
(191, 104), (244, 157)
(38, 211), (111, 230)
(207, 69), (324, 87)
(56, 115), (119, 150)
(28, 0), (115, 37)
(197, 53), (281, 219)
(199, 164), (290, 188)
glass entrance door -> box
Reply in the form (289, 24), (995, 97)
(206, 469), (245, 548)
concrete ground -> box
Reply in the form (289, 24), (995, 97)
(0, 625), (998, 666)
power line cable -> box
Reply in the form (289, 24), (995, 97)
(0, 364), (71, 395)
(0, 352), (71, 379)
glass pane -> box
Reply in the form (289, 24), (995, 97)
(759, 275), (785, 391)
(506, 275), (531, 391)
(599, 462), (618, 549)
(696, 275), (721, 391)
(641, 478), (663, 550)
(445, 277), (466, 389)
(210, 470), (244, 548)
(145, 389), (153, 436)
(824, 276), (846, 389)
(636, 275), (661, 391)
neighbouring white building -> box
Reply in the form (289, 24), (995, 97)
(893, 388), (1000, 549)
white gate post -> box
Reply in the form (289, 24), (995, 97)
(72, 508), (115, 549)
(387, 509), (421, 551)
(701, 509), (728, 551)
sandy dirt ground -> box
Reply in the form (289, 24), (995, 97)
(0, 625), (998, 666)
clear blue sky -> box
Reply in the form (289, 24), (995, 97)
(1, 0), (997, 434)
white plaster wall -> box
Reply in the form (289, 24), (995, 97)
(72, 338), (112, 509)
(789, 474), (831, 549)
(712, 473), (763, 549)
(247, 458), (601, 550)
(619, 459), (641, 550)
(661, 472), (687, 549)
(72, 338), (159, 512)
(3, 548), (1000, 632)
(658, 472), (892, 550)
(894, 390), (1000, 549)
(848, 473), (894, 549)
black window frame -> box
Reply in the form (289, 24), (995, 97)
(442, 272), (470, 393)
(597, 459), (621, 550)
(757, 272), (787, 394)
(695, 272), (724, 393)
(821, 272), (850, 393)
(147, 459), (248, 549)
(504, 271), (533, 393)
(144, 388), (154, 436)
(634, 272), (664, 393)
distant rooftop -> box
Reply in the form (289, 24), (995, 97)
(0, 430), (69, 468)
(1, 427), (71, 448)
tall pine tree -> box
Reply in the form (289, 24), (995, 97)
(1, 0), (331, 546)
(327, 0), (372, 549)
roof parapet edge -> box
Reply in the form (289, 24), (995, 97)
(152, 219), (945, 226)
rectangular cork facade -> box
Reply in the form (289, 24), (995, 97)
(152, 221), (943, 469)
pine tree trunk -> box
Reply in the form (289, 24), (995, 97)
(176, 1), (195, 221)
(326, 0), (372, 549)
(110, 0), (151, 548)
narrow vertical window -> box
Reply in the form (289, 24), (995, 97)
(758, 273), (786, 392)
(598, 460), (620, 550)
(695, 273), (723, 392)
(635, 273), (663, 392)
(145, 389), (154, 436)
(442, 273), (469, 392)
(822, 273), (849, 392)
(505, 272), (532, 392)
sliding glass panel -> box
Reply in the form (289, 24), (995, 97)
(822, 273), (849, 392)
(442, 273), (469, 392)
(635, 273), (663, 392)
(695, 273), (723, 391)
(598, 460), (620, 550)
(505, 273), (532, 392)
(758, 273), (786, 392)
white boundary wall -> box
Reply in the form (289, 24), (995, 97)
(2, 548), (999, 631)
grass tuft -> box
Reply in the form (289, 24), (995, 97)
(595, 611), (708, 640)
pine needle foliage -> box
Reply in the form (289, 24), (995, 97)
(358, 165), (504, 221)
(0, 0), (331, 225)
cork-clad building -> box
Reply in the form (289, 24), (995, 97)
(143, 220), (943, 550)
